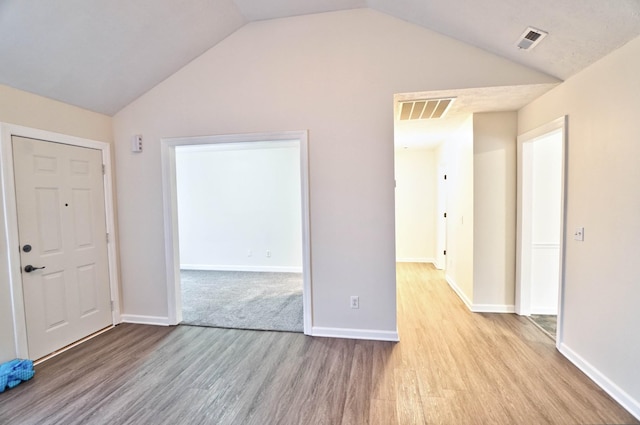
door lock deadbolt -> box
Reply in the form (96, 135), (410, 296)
(22, 244), (32, 253)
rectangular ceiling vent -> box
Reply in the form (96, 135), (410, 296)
(516, 27), (548, 50)
(398, 98), (455, 121)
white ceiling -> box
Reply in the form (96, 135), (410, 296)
(394, 84), (559, 149)
(1, 1), (639, 116)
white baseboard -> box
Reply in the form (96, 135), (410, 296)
(312, 326), (399, 342)
(445, 275), (515, 313)
(396, 257), (435, 264)
(445, 274), (473, 310)
(559, 342), (640, 421)
(180, 264), (302, 273)
(121, 314), (171, 326)
(471, 304), (516, 313)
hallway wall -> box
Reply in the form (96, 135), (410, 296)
(519, 34), (640, 418)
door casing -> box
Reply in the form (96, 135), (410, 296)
(515, 116), (567, 347)
(161, 131), (312, 334)
(435, 165), (447, 270)
(0, 123), (121, 359)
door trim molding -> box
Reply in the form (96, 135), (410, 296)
(160, 131), (313, 334)
(515, 116), (568, 348)
(0, 123), (121, 359)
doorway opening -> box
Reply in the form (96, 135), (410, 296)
(516, 117), (567, 343)
(161, 131), (312, 334)
(175, 141), (303, 332)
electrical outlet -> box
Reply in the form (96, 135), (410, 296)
(266, 250), (271, 258)
(574, 227), (584, 241)
(350, 296), (359, 309)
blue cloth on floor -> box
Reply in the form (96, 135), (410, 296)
(0, 359), (35, 392)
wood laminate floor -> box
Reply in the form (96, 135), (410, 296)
(0, 263), (636, 424)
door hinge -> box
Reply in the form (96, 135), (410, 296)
(111, 300), (114, 311)
(444, 250), (447, 255)
(102, 164), (106, 175)
(444, 174), (447, 180)
(444, 212), (447, 218)
(106, 233), (110, 243)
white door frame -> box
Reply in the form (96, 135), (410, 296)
(516, 116), (567, 345)
(160, 131), (312, 334)
(435, 165), (447, 270)
(0, 123), (121, 359)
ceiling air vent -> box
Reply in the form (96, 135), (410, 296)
(516, 27), (548, 50)
(398, 98), (455, 121)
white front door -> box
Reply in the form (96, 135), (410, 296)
(13, 136), (112, 360)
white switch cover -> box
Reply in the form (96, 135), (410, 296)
(131, 134), (143, 152)
(574, 227), (584, 241)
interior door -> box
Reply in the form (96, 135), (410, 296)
(12, 136), (112, 360)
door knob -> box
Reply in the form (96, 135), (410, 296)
(24, 265), (45, 273)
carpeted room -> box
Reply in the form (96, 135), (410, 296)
(175, 140), (305, 332)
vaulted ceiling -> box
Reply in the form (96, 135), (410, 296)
(1, 1), (639, 116)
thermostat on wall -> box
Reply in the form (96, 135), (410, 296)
(131, 134), (143, 152)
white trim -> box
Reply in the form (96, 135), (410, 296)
(176, 140), (299, 153)
(312, 326), (399, 342)
(559, 342), (640, 421)
(121, 315), (171, 326)
(471, 304), (516, 313)
(445, 275), (515, 313)
(0, 123), (121, 360)
(516, 116), (568, 350)
(161, 131), (313, 335)
(180, 264), (303, 273)
(436, 165), (447, 273)
(395, 257), (435, 264)
(445, 274), (473, 310)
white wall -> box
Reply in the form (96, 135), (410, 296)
(176, 142), (302, 272)
(440, 117), (474, 304)
(519, 34), (640, 417)
(0, 84), (113, 363)
(112, 9), (556, 335)
(394, 148), (436, 263)
(473, 112), (517, 310)
(438, 112), (518, 312)
(530, 131), (562, 314)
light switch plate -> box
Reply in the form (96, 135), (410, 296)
(574, 227), (584, 241)
(131, 134), (143, 152)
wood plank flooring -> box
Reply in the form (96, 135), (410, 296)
(0, 263), (636, 424)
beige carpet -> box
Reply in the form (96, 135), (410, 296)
(180, 270), (303, 333)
